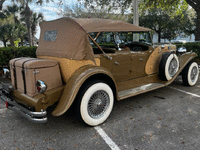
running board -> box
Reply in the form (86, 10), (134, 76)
(118, 83), (165, 100)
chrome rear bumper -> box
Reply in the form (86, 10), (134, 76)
(0, 83), (47, 123)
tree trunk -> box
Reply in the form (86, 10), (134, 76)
(3, 40), (6, 47)
(196, 12), (200, 41)
(31, 31), (34, 46)
(21, 38), (24, 46)
(158, 31), (161, 43)
(27, 22), (32, 46)
(10, 37), (14, 47)
(25, 3), (33, 47)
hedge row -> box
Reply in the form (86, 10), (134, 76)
(0, 43), (199, 66)
(0, 47), (37, 66)
(175, 42), (200, 58)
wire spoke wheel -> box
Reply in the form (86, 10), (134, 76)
(77, 81), (114, 126)
(182, 61), (199, 86)
(190, 66), (198, 82)
(159, 53), (179, 81)
(168, 58), (178, 77)
(88, 90), (110, 119)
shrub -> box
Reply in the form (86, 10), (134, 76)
(175, 42), (200, 58)
(0, 47), (37, 67)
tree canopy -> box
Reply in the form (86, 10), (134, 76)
(57, 3), (131, 22)
(0, 1), (44, 47)
(79, 0), (198, 41)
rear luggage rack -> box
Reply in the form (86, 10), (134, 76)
(0, 83), (47, 123)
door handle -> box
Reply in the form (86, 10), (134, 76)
(115, 61), (120, 65)
(139, 58), (143, 61)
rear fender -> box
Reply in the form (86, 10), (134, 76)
(165, 52), (197, 85)
(51, 65), (117, 116)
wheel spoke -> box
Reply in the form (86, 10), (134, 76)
(168, 58), (178, 77)
(190, 66), (198, 82)
(87, 90), (110, 119)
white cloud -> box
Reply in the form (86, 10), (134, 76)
(41, 6), (57, 12)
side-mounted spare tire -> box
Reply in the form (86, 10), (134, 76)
(159, 53), (179, 81)
(182, 61), (199, 86)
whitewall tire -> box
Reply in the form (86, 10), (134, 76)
(77, 81), (114, 126)
(182, 62), (199, 86)
(159, 53), (179, 81)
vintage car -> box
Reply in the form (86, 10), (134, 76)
(0, 18), (199, 126)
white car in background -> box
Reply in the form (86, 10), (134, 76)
(171, 39), (187, 43)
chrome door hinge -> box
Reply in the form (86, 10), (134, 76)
(33, 71), (39, 74)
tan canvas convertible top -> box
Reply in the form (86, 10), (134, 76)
(36, 17), (151, 61)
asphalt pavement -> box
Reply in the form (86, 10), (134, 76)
(1, 76), (200, 150)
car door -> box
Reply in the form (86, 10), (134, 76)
(111, 50), (132, 82)
(129, 48), (152, 79)
(136, 50), (152, 77)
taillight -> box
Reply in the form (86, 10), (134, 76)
(5, 101), (8, 108)
(36, 80), (47, 94)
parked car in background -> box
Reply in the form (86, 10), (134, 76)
(0, 18), (199, 126)
(171, 39), (187, 44)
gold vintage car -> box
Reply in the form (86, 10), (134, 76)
(0, 18), (199, 126)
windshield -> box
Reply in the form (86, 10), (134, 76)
(117, 32), (152, 45)
(89, 31), (152, 53)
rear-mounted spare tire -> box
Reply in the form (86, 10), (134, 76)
(159, 53), (179, 81)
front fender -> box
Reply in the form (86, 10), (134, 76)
(51, 65), (117, 116)
(165, 52), (197, 85)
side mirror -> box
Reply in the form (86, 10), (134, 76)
(177, 47), (187, 53)
(114, 34), (122, 50)
(117, 43), (122, 51)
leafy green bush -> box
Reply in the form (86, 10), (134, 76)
(175, 42), (200, 58)
(0, 47), (37, 66)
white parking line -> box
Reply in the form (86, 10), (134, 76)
(94, 126), (121, 150)
(0, 108), (7, 114)
(168, 86), (200, 98)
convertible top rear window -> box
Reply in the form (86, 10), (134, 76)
(44, 30), (58, 41)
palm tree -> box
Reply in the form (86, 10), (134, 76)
(0, 25), (9, 47)
(5, 23), (18, 46)
(31, 12), (43, 45)
(20, 1), (33, 46)
(0, 0), (52, 47)
(16, 0), (52, 46)
(0, 14), (16, 47)
(17, 24), (27, 46)
(5, 4), (20, 24)
(0, 0), (55, 11)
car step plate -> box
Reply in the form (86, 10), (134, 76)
(118, 83), (165, 100)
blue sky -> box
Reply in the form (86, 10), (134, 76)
(4, 0), (78, 38)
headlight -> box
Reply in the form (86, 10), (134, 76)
(177, 47), (187, 53)
(36, 80), (47, 94)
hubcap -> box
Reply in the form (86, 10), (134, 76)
(88, 90), (110, 119)
(190, 66), (198, 82)
(168, 58), (178, 77)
